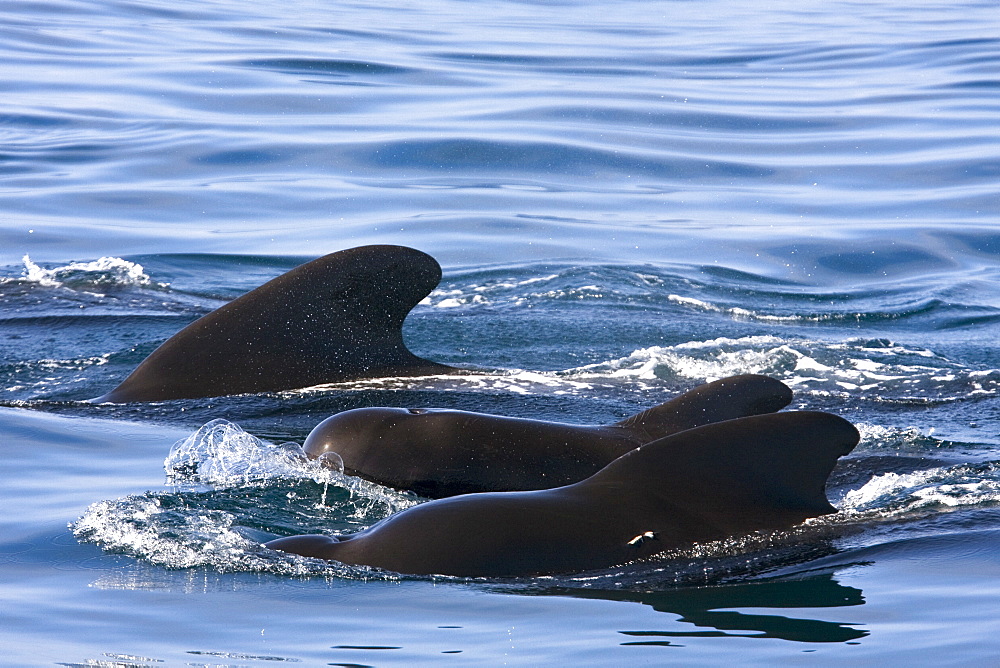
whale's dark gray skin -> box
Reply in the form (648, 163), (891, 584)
(267, 411), (860, 577)
(303, 374), (793, 497)
(94, 246), (454, 403)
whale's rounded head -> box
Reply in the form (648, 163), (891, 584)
(302, 407), (418, 460)
(302, 407), (474, 478)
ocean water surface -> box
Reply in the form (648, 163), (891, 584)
(3, 0), (1000, 664)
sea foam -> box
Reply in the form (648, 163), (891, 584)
(17, 255), (164, 290)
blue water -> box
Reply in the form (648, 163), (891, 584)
(3, 0), (1000, 664)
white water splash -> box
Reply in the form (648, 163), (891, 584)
(71, 493), (381, 577)
(73, 419), (421, 575)
(73, 495), (257, 569)
(842, 463), (1000, 514)
(164, 418), (316, 487)
(163, 419), (418, 508)
(562, 336), (998, 403)
(17, 255), (164, 289)
(667, 294), (804, 322)
(855, 423), (949, 452)
(289, 369), (600, 397)
(566, 336), (800, 382)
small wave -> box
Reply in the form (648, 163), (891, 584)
(1, 354), (111, 395)
(841, 462), (1000, 514)
(665, 293), (887, 324)
(565, 336), (799, 382)
(420, 273), (566, 309)
(416, 265), (695, 310)
(563, 336), (1000, 404)
(292, 370), (599, 399)
(855, 423), (961, 453)
(12, 255), (166, 291)
(411, 263), (999, 329)
(283, 336), (1000, 406)
(665, 292), (994, 326)
(668, 294), (807, 322)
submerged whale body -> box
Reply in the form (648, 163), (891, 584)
(94, 245), (454, 403)
(303, 374), (793, 497)
(267, 411), (860, 577)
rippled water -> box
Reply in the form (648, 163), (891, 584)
(3, 0), (1000, 664)
(5, 0), (999, 266)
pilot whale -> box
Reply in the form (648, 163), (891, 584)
(94, 245), (454, 402)
(267, 411), (860, 577)
(303, 374), (793, 497)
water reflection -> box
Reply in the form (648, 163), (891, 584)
(510, 572), (867, 644)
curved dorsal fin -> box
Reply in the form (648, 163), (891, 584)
(614, 375), (793, 442)
(95, 245), (453, 402)
(589, 411), (859, 535)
